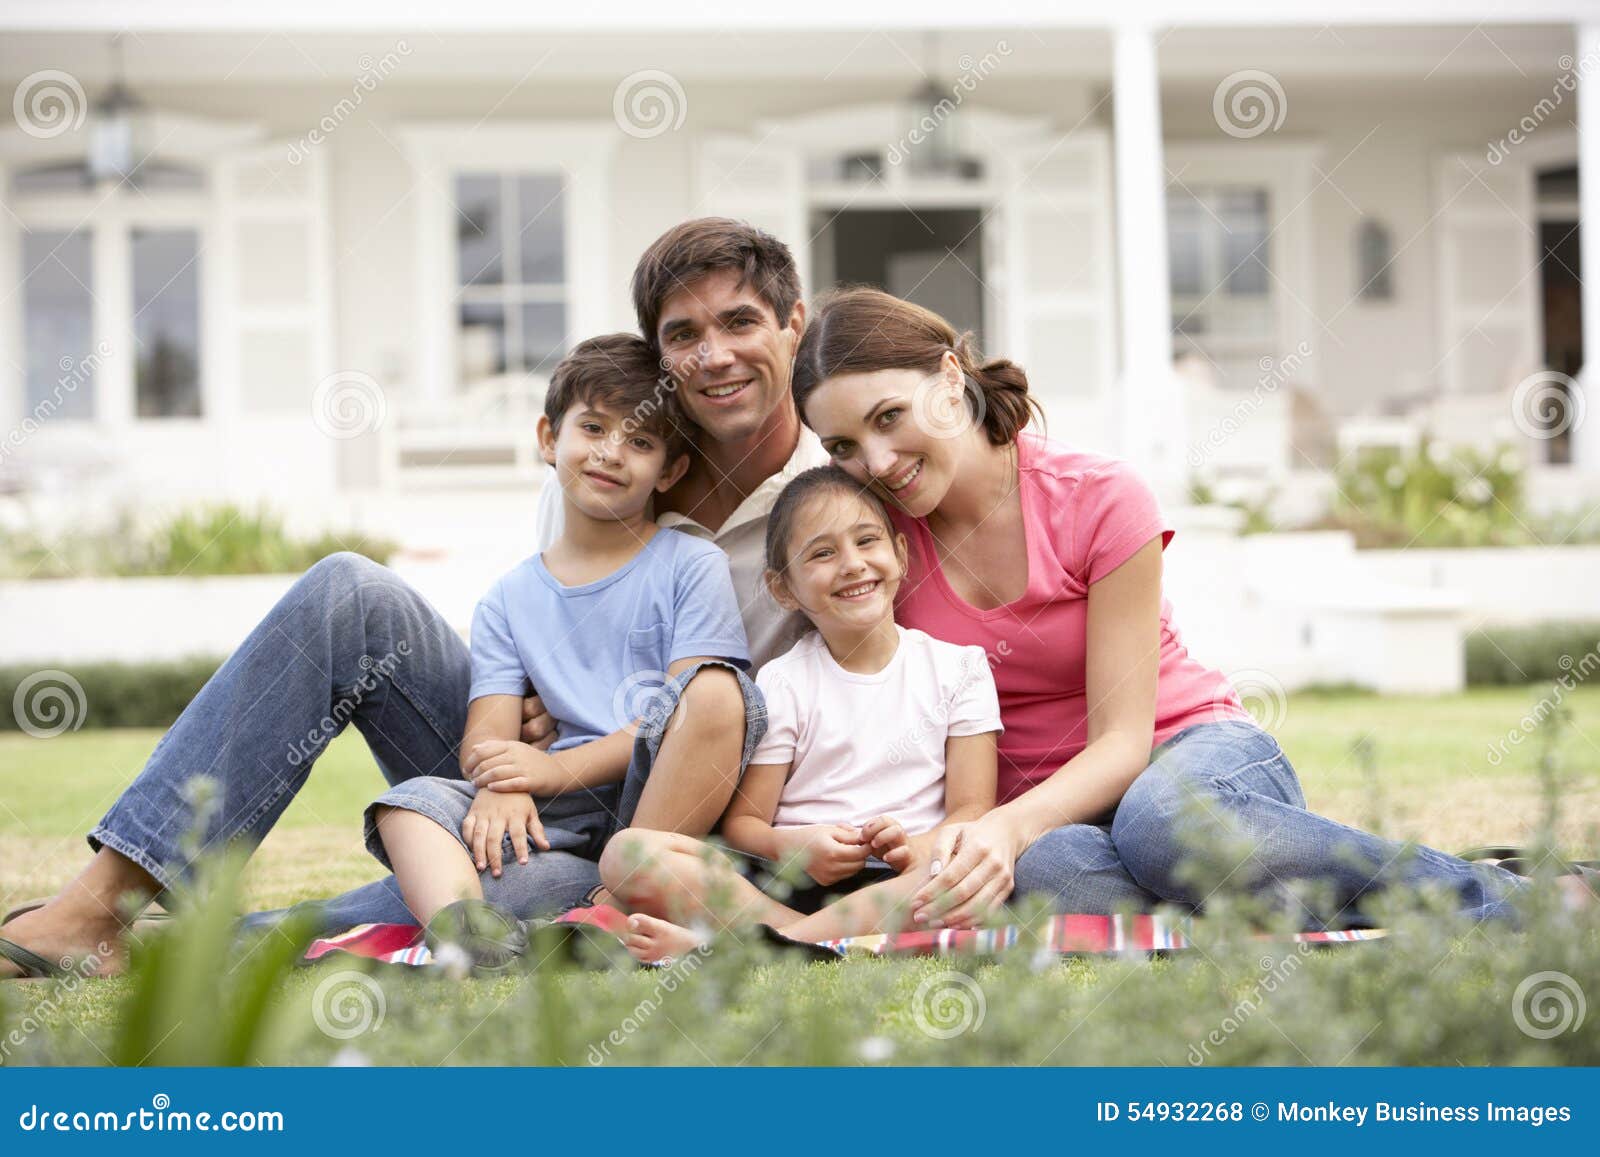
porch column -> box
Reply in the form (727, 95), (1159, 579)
(1112, 22), (1186, 499)
(1577, 23), (1600, 477)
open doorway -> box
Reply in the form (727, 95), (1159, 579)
(809, 207), (987, 346)
(1537, 163), (1581, 465)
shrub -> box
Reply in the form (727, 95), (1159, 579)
(0, 505), (397, 579)
(1466, 622), (1600, 686)
(1321, 440), (1529, 549)
(0, 657), (223, 730)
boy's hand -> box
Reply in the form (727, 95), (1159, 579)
(779, 824), (870, 887)
(462, 790), (549, 877)
(520, 694), (557, 750)
(860, 815), (914, 873)
(464, 738), (562, 795)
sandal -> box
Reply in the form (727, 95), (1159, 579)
(1459, 845), (1600, 877)
(0, 935), (68, 979)
(423, 899), (529, 975)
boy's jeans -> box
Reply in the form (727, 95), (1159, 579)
(88, 552), (765, 933)
(1011, 720), (1526, 926)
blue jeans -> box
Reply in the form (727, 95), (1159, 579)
(1011, 720), (1525, 926)
(87, 552), (765, 933)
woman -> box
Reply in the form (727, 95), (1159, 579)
(792, 286), (1581, 932)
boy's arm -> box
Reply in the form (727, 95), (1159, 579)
(460, 695), (524, 774)
(482, 654), (742, 793)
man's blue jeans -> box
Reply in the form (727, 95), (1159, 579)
(87, 553), (617, 932)
(1011, 720), (1525, 926)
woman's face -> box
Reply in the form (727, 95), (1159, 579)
(801, 354), (975, 518)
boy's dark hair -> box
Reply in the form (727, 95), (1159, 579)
(544, 333), (690, 460)
(631, 217), (803, 348)
(764, 465), (896, 577)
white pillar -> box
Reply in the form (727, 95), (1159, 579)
(1576, 24), (1600, 477)
(1112, 22), (1185, 498)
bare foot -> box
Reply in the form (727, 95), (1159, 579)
(622, 914), (707, 965)
(0, 904), (125, 979)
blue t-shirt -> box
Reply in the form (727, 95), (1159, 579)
(468, 528), (750, 752)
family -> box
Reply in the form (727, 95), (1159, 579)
(1, 217), (1586, 979)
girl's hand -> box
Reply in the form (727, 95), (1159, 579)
(780, 825), (871, 887)
(859, 815), (910, 871)
(462, 791), (549, 877)
(910, 815), (1021, 930)
(464, 739), (562, 795)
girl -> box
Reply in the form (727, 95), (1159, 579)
(599, 466), (1002, 963)
(790, 286), (1586, 932)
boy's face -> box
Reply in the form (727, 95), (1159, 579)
(654, 268), (804, 446)
(538, 401), (689, 523)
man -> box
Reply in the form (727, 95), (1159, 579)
(0, 218), (827, 979)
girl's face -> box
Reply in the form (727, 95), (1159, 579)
(768, 490), (907, 636)
(801, 353), (974, 519)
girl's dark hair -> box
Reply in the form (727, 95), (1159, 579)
(764, 465), (896, 577)
(791, 286), (1043, 446)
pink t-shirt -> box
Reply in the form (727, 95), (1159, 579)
(889, 434), (1245, 804)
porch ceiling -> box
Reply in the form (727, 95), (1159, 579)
(0, 24), (1578, 87)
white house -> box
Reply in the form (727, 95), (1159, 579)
(3, 4), (1600, 692)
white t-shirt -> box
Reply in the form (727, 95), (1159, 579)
(752, 626), (1003, 836)
(532, 427), (831, 672)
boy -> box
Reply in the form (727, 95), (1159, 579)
(362, 334), (760, 960)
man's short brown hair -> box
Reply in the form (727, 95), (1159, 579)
(631, 217), (803, 347)
(544, 333), (691, 460)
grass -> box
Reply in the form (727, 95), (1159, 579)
(2, 687), (1598, 1066)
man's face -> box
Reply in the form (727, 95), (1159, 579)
(654, 268), (802, 447)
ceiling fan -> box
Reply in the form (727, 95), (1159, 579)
(22, 35), (200, 190)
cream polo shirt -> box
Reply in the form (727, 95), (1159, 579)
(531, 427), (831, 672)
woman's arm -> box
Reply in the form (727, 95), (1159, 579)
(912, 535), (1164, 926)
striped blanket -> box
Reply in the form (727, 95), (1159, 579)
(302, 906), (1388, 968)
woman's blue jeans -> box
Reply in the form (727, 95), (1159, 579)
(1011, 720), (1525, 926)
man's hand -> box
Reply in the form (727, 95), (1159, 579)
(464, 738), (563, 795)
(776, 824), (871, 887)
(462, 790), (549, 877)
(521, 694), (557, 750)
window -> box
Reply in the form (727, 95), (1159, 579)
(454, 172), (568, 385)
(21, 230), (95, 420)
(131, 228), (202, 418)
(1168, 185), (1273, 346)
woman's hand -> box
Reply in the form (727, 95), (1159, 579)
(775, 824), (871, 887)
(464, 738), (563, 795)
(462, 790), (549, 877)
(910, 813), (1023, 929)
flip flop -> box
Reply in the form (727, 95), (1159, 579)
(3, 899), (172, 927)
(1458, 845), (1600, 876)
(424, 899), (529, 975)
(0, 935), (68, 979)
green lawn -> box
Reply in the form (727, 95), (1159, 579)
(2, 688), (1597, 1066)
